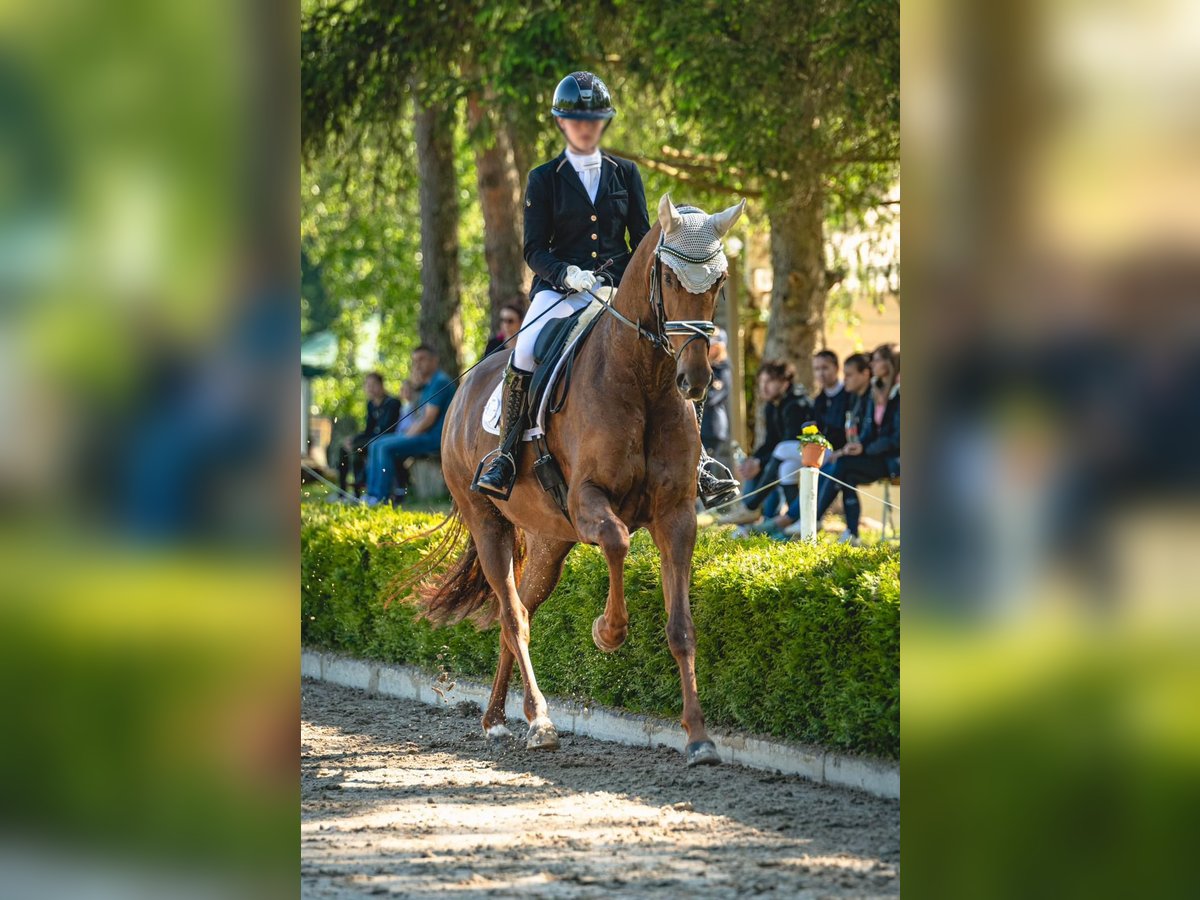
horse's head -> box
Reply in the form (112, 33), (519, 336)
(654, 193), (747, 401)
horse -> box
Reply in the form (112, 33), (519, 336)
(412, 193), (746, 767)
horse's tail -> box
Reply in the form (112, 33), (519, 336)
(390, 503), (524, 629)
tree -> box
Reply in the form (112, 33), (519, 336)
(613, 0), (899, 385)
(412, 89), (464, 373)
(467, 91), (528, 330)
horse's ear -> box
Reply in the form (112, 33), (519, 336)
(658, 193), (683, 237)
(709, 198), (747, 238)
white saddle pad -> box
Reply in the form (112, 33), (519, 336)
(482, 379), (543, 441)
(481, 295), (607, 440)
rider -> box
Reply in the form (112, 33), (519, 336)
(471, 71), (740, 506)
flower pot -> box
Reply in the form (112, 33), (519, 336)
(800, 442), (826, 468)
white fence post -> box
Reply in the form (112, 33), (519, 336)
(797, 466), (819, 541)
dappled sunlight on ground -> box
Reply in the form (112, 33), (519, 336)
(302, 680), (898, 898)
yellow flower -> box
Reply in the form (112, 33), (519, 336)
(802, 425), (819, 435)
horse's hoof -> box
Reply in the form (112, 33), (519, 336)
(686, 740), (721, 767)
(525, 719), (560, 751)
(592, 615), (625, 653)
(485, 723), (512, 741)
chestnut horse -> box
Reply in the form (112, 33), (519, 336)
(414, 194), (746, 766)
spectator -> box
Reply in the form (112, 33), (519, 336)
(701, 328), (732, 467)
(398, 378), (417, 423)
(363, 345), (456, 507)
(717, 360), (814, 525)
(811, 349), (850, 451)
(484, 304), (525, 357)
(777, 352), (873, 533)
(810, 344), (899, 543)
(334, 372), (401, 496)
(758, 349), (849, 521)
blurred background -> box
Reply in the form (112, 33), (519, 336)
(0, 0), (295, 896)
(904, 0), (1200, 894)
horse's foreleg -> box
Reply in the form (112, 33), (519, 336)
(571, 483), (630, 653)
(650, 506), (720, 767)
(481, 534), (574, 740)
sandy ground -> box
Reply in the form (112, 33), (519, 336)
(302, 679), (899, 898)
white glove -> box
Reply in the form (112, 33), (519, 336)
(563, 265), (598, 293)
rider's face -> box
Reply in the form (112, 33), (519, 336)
(560, 118), (604, 152)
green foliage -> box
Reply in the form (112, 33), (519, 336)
(301, 119), (492, 424)
(301, 503), (899, 758)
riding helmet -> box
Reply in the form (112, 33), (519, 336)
(551, 72), (616, 120)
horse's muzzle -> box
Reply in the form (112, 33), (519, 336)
(676, 372), (708, 401)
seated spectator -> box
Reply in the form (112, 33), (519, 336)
(717, 360), (814, 525)
(811, 344), (899, 543)
(363, 345), (456, 507)
(335, 372), (402, 496)
(763, 349), (850, 516)
(811, 349), (850, 451)
(776, 352), (872, 533)
(484, 304), (525, 357)
(701, 328), (732, 468)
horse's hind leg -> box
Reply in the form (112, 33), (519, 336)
(459, 506), (560, 750)
(571, 484), (630, 653)
(481, 534), (574, 739)
(650, 505), (720, 767)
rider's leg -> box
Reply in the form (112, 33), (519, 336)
(693, 401), (739, 508)
(511, 289), (578, 372)
(471, 359), (532, 499)
(474, 288), (586, 499)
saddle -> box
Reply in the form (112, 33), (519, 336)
(480, 298), (606, 520)
(529, 303), (605, 420)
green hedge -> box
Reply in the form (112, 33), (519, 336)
(301, 504), (900, 758)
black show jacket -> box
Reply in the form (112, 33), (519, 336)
(523, 150), (652, 300)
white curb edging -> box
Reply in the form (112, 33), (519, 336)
(301, 649), (899, 800)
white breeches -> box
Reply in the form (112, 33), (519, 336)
(511, 286), (613, 372)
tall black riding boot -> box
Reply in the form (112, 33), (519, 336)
(694, 400), (740, 508)
(471, 361), (532, 500)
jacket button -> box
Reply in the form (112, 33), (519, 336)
(590, 214), (597, 221)
(591, 233), (598, 240)
(591, 251), (598, 258)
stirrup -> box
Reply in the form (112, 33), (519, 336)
(698, 458), (740, 509)
(471, 448), (517, 501)
(699, 480), (740, 509)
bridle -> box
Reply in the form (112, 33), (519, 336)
(650, 233), (721, 359)
(588, 233), (722, 361)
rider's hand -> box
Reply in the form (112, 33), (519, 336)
(564, 265), (598, 293)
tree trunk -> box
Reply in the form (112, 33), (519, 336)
(764, 183), (826, 395)
(412, 90), (463, 375)
(467, 93), (529, 330)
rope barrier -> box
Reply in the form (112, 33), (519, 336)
(816, 468), (902, 512)
(302, 462), (360, 502)
(699, 467), (901, 517)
